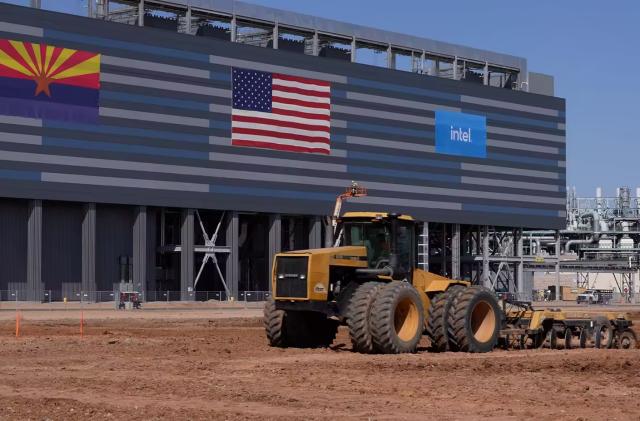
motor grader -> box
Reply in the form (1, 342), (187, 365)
(264, 211), (503, 354)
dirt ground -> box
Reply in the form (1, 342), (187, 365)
(0, 310), (639, 420)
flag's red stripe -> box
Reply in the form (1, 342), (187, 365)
(39, 44), (46, 74)
(232, 139), (330, 155)
(271, 107), (330, 121)
(0, 40), (36, 75)
(272, 84), (330, 98)
(232, 114), (329, 133)
(0, 66), (33, 80)
(24, 42), (41, 74)
(53, 72), (100, 89)
(49, 50), (98, 79)
(232, 127), (330, 144)
(272, 95), (330, 110)
(273, 73), (330, 87)
(46, 46), (63, 75)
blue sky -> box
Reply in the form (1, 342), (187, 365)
(4, 0), (639, 197)
(248, 0), (639, 197)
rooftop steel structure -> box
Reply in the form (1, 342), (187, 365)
(74, 0), (533, 90)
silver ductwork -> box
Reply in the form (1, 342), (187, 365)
(564, 212), (607, 253)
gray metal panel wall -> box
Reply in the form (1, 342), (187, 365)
(42, 201), (83, 292)
(0, 198), (27, 290)
(0, 4), (566, 229)
(96, 204), (133, 291)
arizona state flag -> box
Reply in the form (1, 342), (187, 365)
(0, 39), (100, 123)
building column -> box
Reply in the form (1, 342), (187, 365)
(27, 199), (42, 301)
(516, 229), (524, 299)
(451, 224), (460, 279)
(267, 214), (282, 293)
(184, 6), (192, 35)
(138, 0), (144, 27)
(482, 225), (490, 288)
(225, 212), (239, 299)
(312, 31), (319, 56)
(555, 231), (561, 301)
(82, 203), (97, 300)
(308, 216), (322, 249)
(230, 15), (237, 42)
(272, 22), (278, 49)
(180, 208), (194, 300)
(483, 62), (489, 85)
(350, 37), (356, 62)
(133, 206), (147, 300)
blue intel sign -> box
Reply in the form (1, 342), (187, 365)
(435, 111), (487, 158)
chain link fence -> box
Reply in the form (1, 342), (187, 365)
(0, 289), (271, 304)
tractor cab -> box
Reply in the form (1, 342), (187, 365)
(338, 212), (416, 281)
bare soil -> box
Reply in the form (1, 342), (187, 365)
(0, 311), (639, 420)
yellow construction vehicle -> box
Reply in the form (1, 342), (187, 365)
(264, 209), (504, 354)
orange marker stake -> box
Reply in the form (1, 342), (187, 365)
(15, 310), (20, 338)
(80, 311), (84, 338)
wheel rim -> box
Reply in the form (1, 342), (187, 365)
(394, 297), (419, 342)
(600, 327), (612, 347)
(470, 300), (496, 343)
(620, 334), (633, 349)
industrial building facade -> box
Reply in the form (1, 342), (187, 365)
(0, 1), (566, 301)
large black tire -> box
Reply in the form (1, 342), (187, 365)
(264, 298), (286, 347)
(594, 324), (614, 349)
(449, 286), (502, 353)
(264, 299), (337, 348)
(564, 328), (573, 350)
(426, 285), (465, 352)
(579, 328), (589, 348)
(618, 330), (638, 349)
(347, 282), (383, 353)
(370, 281), (425, 354)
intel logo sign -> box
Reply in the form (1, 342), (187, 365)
(435, 111), (487, 158)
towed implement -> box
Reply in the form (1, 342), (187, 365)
(500, 301), (637, 350)
(264, 211), (504, 354)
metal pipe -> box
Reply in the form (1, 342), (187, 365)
(564, 211), (606, 253)
(356, 267), (392, 276)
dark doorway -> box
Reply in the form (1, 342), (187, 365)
(238, 213), (269, 292)
(281, 216), (310, 252)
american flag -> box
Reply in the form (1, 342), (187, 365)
(231, 68), (331, 155)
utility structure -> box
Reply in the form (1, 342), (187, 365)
(0, 2), (564, 302)
(521, 186), (640, 300)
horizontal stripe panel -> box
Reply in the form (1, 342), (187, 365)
(461, 163), (560, 180)
(43, 137), (208, 160)
(43, 120), (209, 144)
(461, 176), (561, 192)
(461, 95), (561, 117)
(488, 126), (564, 143)
(487, 138), (559, 154)
(102, 55), (210, 79)
(0, 132), (42, 145)
(99, 107), (209, 128)
(0, 150), (564, 205)
(210, 54), (347, 84)
(207, 151), (347, 172)
(46, 29), (209, 62)
(332, 104), (434, 126)
(0, 21), (43, 37)
(42, 172), (209, 192)
(101, 73), (231, 98)
(462, 203), (560, 217)
(343, 90), (460, 113)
